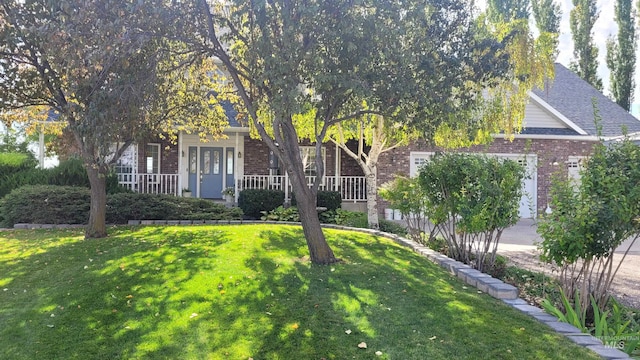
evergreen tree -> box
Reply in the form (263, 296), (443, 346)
(570, 0), (602, 90)
(606, 0), (636, 111)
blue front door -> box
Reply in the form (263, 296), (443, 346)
(200, 147), (223, 198)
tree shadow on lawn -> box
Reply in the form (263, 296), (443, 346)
(0, 225), (599, 360)
(237, 227), (599, 360)
(0, 226), (233, 359)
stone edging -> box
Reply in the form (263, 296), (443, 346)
(10, 220), (631, 359)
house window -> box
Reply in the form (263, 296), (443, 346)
(300, 146), (326, 178)
(146, 143), (160, 174)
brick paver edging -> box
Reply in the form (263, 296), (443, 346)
(11, 220), (631, 359)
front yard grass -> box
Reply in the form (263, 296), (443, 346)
(0, 224), (600, 359)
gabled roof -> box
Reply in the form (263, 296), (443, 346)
(531, 63), (640, 137)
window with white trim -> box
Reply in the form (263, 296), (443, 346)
(300, 146), (326, 178)
(145, 143), (160, 174)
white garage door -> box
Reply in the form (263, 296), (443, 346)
(409, 152), (537, 218)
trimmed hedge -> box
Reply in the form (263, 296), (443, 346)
(106, 193), (243, 224)
(0, 185), (243, 227)
(0, 185), (91, 226)
(238, 189), (285, 219)
(291, 190), (342, 211)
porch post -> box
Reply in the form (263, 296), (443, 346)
(177, 131), (183, 196)
(334, 144), (339, 192)
(234, 132), (239, 203)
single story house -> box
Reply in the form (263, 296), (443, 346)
(116, 63), (640, 218)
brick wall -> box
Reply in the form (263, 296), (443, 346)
(243, 138), (365, 176)
(137, 137), (179, 174)
(376, 138), (596, 216)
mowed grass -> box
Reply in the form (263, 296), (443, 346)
(0, 225), (600, 360)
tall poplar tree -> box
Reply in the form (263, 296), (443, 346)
(532, 0), (562, 57)
(606, 0), (636, 111)
(570, 0), (603, 90)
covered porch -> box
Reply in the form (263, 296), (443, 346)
(117, 173), (367, 203)
(115, 131), (368, 203)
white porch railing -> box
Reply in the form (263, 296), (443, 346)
(117, 173), (366, 201)
(237, 175), (367, 202)
(118, 173), (180, 196)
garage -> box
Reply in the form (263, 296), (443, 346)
(409, 152), (537, 218)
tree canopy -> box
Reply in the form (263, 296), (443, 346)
(0, 0), (227, 237)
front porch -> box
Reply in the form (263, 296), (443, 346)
(117, 173), (368, 203)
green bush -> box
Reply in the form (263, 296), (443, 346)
(106, 193), (243, 224)
(0, 156), (127, 199)
(291, 190), (342, 211)
(260, 206), (300, 222)
(238, 189), (285, 219)
(0, 185), (91, 227)
(47, 157), (127, 194)
(418, 152), (525, 272)
(379, 219), (408, 236)
(0, 186), (243, 227)
(333, 209), (368, 228)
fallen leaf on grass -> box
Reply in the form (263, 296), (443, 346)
(375, 351), (383, 356)
(358, 342), (367, 349)
(429, 336), (437, 340)
(190, 313), (198, 318)
(345, 329), (352, 334)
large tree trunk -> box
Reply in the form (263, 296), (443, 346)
(85, 165), (108, 239)
(364, 167), (379, 229)
(292, 183), (339, 264)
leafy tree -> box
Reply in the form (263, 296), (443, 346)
(417, 153), (525, 272)
(538, 136), (640, 313)
(0, 0), (227, 238)
(606, 0), (636, 111)
(570, 0), (602, 90)
(326, 114), (419, 230)
(531, 0), (562, 57)
(487, 0), (530, 22)
(189, 0), (514, 264)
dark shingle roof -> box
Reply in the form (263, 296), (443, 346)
(519, 127), (580, 136)
(531, 63), (640, 137)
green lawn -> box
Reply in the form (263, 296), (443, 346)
(0, 225), (600, 359)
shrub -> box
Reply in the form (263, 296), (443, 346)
(317, 191), (342, 211)
(238, 189), (285, 219)
(261, 206), (300, 222)
(0, 186), (243, 227)
(379, 176), (430, 242)
(47, 157), (127, 194)
(0, 185), (90, 227)
(538, 136), (640, 314)
(291, 190), (342, 211)
(379, 219), (408, 236)
(333, 209), (368, 228)
(106, 193), (243, 223)
(418, 152), (525, 272)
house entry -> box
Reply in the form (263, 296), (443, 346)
(200, 147), (224, 198)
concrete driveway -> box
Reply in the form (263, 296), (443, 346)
(499, 219), (640, 255)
